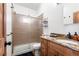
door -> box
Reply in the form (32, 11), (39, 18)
(5, 3), (13, 56)
(0, 3), (5, 56)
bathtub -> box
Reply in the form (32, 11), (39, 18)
(13, 43), (40, 56)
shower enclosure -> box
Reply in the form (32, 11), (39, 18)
(12, 13), (43, 55)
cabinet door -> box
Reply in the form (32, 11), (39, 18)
(63, 47), (75, 56)
(41, 39), (48, 56)
(48, 41), (58, 56)
(41, 48), (47, 56)
(48, 47), (58, 56)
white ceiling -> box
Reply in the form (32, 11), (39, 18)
(16, 3), (41, 11)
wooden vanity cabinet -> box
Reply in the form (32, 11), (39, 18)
(48, 40), (63, 56)
(41, 37), (79, 56)
(48, 40), (75, 56)
(41, 38), (48, 56)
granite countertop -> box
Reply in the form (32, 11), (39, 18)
(41, 36), (79, 51)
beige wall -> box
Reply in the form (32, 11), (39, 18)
(13, 14), (43, 46)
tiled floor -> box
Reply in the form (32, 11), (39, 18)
(16, 51), (33, 56)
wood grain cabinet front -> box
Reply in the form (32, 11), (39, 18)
(48, 47), (58, 56)
(41, 37), (79, 56)
(41, 38), (48, 56)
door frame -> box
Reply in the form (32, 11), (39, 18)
(5, 3), (13, 56)
(3, 3), (6, 56)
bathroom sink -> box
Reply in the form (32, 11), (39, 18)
(54, 39), (79, 50)
(55, 39), (79, 45)
(43, 36), (56, 40)
(42, 36), (79, 51)
(44, 36), (79, 46)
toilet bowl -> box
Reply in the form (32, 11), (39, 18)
(32, 43), (40, 56)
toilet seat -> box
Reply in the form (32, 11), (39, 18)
(32, 43), (40, 49)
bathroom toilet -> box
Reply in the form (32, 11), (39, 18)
(32, 43), (40, 56)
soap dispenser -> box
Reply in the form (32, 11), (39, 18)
(67, 32), (72, 39)
(73, 32), (79, 41)
(74, 32), (77, 35)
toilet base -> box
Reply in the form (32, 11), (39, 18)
(32, 49), (40, 56)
